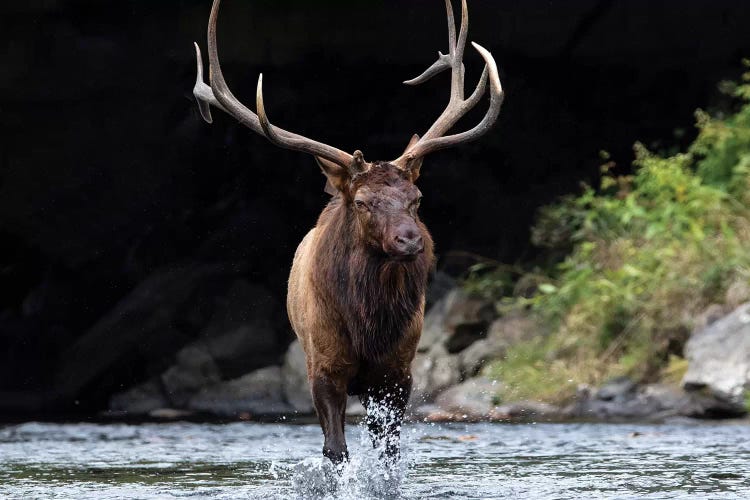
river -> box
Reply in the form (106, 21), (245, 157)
(1, 419), (749, 499)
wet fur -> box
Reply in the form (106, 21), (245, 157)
(315, 195), (432, 361)
(287, 162), (434, 462)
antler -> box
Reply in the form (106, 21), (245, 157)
(193, 0), (355, 169)
(393, 0), (504, 169)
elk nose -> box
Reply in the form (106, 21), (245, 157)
(394, 232), (424, 255)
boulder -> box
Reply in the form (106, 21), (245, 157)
(282, 340), (313, 413)
(58, 263), (240, 402)
(410, 345), (461, 404)
(413, 376), (561, 422)
(490, 400), (560, 421)
(410, 287), (495, 405)
(188, 366), (292, 416)
(460, 312), (538, 376)
(682, 301), (750, 413)
(200, 280), (285, 377)
(692, 303), (728, 332)
(105, 275), (293, 416)
(434, 377), (500, 418)
(418, 289), (495, 353)
(566, 379), (709, 420)
(425, 271), (458, 311)
(109, 379), (168, 414)
(726, 279), (750, 310)
(160, 344), (221, 407)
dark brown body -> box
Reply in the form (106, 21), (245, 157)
(288, 164), (434, 462)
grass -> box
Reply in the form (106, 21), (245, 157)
(473, 64), (750, 404)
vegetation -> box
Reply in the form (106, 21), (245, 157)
(475, 64), (750, 404)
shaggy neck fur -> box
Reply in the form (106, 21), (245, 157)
(313, 194), (434, 361)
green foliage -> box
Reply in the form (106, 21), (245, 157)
(480, 69), (750, 403)
(462, 262), (518, 301)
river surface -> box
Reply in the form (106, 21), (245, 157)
(1, 419), (749, 499)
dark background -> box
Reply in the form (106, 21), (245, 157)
(1, 0), (749, 417)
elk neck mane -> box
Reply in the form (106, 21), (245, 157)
(312, 193), (434, 361)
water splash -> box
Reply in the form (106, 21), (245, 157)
(276, 397), (411, 499)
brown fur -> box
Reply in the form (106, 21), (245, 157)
(287, 162), (434, 463)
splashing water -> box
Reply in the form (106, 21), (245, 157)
(277, 397), (410, 499)
(3, 419), (750, 498)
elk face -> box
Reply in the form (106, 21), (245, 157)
(350, 163), (424, 260)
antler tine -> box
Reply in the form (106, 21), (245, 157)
(403, 0), (459, 87)
(400, 42), (503, 163)
(204, 0), (264, 135)
(455, 0), (469, 68)
(193, 0), (354, 169)
(193, 42), (226, 124)
(256, 73), (279, 144)
(403, 51), (451, 86)
(394, 1), (504, 169)
(446, 0), (457, 58)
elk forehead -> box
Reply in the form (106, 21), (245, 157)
(351, 163), (421, 205)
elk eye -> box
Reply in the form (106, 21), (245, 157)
(354, 199), (368, 210)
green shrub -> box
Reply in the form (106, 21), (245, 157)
(479, 66), (750, 403)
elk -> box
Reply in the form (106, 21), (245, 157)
(193, 0), (503, 464)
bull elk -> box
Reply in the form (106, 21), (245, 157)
(193, 0), (503, 464)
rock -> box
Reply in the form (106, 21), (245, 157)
(418, 289), (495, 353)
(490, 401), (561, 421)
(148, 408), (194, 419)
(460, 312), (539, 376)
(409, 352), (434, 405)
(282, 340), (313, 413)
(109, 379), (168, 414)
(412, 378), (561, 423)
(410, 345), (461, 404)
(409, 404), (459, 422)
(459, 338), (502, 378)
(200, 280), (284, 378)
(57, 263), (240, 402)
(594, 376), (636, 401)
(726, 280), (750, 309)
(188, 366), (292, 416)
(567, 379), (708, 420)
(693, 303), (728, 332)
(430, 350), (462, 393)
(425, 271), (458, 311)
(411, 286), (496, 405)
(682, 302), (750, 413)
(104, 274), (294, 416)
(160, 344), (221, 407)
(435, 377), (500, 418)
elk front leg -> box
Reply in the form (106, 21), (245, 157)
(360, 375), (412, 461)
(312, 374), (349, 464)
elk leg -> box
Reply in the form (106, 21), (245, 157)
(312, 374), (349, 464)
(360, 376), (412, 461)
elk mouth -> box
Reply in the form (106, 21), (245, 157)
(390, 253), (420, 262)
(383, 245), (424, 262)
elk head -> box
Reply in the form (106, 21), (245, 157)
(193, 0), (504, 258)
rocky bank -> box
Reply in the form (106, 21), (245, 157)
(107, 272), (750, 423)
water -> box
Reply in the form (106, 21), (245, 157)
(1, 419), (749, 499)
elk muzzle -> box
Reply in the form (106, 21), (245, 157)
(386, 221), (424, 259)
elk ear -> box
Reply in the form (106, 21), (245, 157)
(315, 156), (349, 196)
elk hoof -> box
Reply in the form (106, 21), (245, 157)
(323, 446), (349, 465)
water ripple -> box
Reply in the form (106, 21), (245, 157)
(1, 420), (750, 498)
